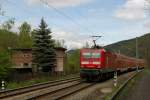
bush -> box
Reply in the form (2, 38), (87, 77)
(0, 50), (11, 80)
(64, 49), (80, 74)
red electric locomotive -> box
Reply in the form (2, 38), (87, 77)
(80, 48), (144, 81)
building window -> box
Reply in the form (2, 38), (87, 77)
(23, 54), (29, 58)
(24, 63), (29, 66)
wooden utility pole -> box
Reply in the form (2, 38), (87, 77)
(136, 37), (139, 71)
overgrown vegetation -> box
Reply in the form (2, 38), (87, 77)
(0, 29), (19, 50)
(0, 19), (33, 79)
(18, 21), (32, 48)
(0, 50), (11, 80)
(6, 73), (78, 89)
(64, 49), (80, 74)
(105, 33), (150, 67)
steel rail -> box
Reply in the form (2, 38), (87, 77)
(52, 70), (142, 100)
(31, 82), (95, 100)
(54, 83), (95, 100)
(34, 71), (140, 100)
(29, 81), (83, 99)
(0, 76), (80, 99)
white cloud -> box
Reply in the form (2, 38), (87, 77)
(52, 28), (92, 49)
(143, 20), (150, 28)
(114, 0), (149, 20)
(27, 0), (92, 8)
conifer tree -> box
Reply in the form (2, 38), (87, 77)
(32, 18), (56, 72)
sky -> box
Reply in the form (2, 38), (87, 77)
(0, 0), (150, 49)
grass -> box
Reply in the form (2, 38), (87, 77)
(115, 76), (140, 100)
(104, 71), (143, 100)
(111, 70), (144, 100)
(104, 82), (122, 100)
(5, 73), (79, 90)
(144, 68), (150, 75)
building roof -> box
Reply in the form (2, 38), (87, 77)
(11, 47), (67, 51)
(54, 47), (67, 51)
(11, 48), (32, 51)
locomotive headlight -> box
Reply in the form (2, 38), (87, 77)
(97, 66), (101, 68)
(92, 62), (101, 64)
(80, 66), (84, 68)
(81, 61), (89, 64)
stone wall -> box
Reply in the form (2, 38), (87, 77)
(11, 49), (32, 68)
(11, 48), (66, 72)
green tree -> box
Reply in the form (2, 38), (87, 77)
(18, 22), (32, 48)
(83, 41), (90, 48)
(32, 18), (56, 72)
(0, 50), (11, 80)
(1, 18), (15, 31)
(0, 29), (18, 50)
(65, 49), (80, 74)
(55, 39), (65, 47)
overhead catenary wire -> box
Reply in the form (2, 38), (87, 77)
(40, 0), (95, 34)
(5, 0), (36, 15)
(3, 0), (95, 35)
(0, 4), (10, 18)
(0, 5), (5, 16)
(3, 0), (79, 32)
(2, 0), (78, 33)
(2, 0), (93, 46)
(41, 0), (97, 46)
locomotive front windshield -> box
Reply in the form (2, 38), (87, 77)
(82, 53), (91, 58)
(82, 52), (100, 58)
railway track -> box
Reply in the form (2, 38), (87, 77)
(0, 76), (80, 100)
(31, 71), (140, 100)
(0, 71), (142, 100)
(33, 82), (95, 100)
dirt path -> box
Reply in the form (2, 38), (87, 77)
(125, 70), (150, 100)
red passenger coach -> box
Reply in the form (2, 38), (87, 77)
(80, 48), (144, 81)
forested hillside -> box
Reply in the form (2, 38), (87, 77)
(105, 33), (150, 58)
(105, 33), (150, 67)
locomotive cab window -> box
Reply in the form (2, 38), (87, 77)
(82, 52), (100, 58)
(92, 53), (100, 58)
(82, 52), (91, 58)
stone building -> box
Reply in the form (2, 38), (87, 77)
(11, 48), (32, 69)
(10, 47), (66, 76)
(54, 47), (67, 72)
